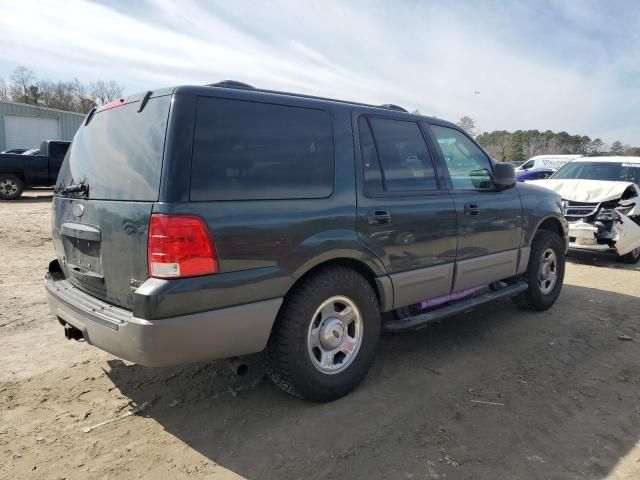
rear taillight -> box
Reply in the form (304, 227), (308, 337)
(148, 214), (218, 279)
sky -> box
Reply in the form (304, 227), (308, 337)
(0, 0), (638, 144)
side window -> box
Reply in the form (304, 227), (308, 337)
(357, 117), (384, 195)
(191, 97), (334, 201)
(367, 117), (438, 192)
(429, 125), (493, 190)
(521, 159), (535, 170)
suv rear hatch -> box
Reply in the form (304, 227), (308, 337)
(51, 93), (172, 310)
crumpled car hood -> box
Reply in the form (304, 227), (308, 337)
(528, 179), (640, 203)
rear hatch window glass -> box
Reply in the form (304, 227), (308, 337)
(190, 97), (334, 201)
(55, 95), (171, 201)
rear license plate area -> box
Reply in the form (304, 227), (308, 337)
(61, 222), (103, 275)
(63, 236), (103, 274)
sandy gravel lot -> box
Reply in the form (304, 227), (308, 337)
(1, 190), (639, 480)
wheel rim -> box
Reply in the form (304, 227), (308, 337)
(633, 248), (640, 259)
(538, 247), (558, 295)
(307, 295), (363, 375)
(0, 178), (18, 196)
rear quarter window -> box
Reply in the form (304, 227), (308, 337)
(190, 97), (334, 201)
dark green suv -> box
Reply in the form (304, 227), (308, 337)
(45, 81), (568, 402)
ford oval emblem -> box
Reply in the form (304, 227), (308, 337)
(72, 203), (85, 218)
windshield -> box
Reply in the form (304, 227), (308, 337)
(551, 161), (640, 185)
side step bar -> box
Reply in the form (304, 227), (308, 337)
(383, 281), (528, 333)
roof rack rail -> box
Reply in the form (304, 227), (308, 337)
(208, 80), (256, 90)
(380, 103), (408, 113)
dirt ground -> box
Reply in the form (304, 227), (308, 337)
(1, 190), (639, 480)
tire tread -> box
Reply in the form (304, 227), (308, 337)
(513, 230), (565, 311)
(265, 266), (380, 402)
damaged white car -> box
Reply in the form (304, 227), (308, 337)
(530, 157), (640, 264)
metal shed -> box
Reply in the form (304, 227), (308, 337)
(0, 100), (84, 152)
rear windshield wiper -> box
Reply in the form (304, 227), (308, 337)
(57, 182), (89, 197)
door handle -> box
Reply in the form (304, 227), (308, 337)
(366, 210), (391, 225)
(464, 203), (480, 216)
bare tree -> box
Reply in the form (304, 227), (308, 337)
(90, 80), (123, 106)
(38, 80), (77, 111)
(27, 85), (41, 105)
(10, 66), (36, 103)
(72, 78), (95, 113)
(0, 78), (9, 101)
(3, 66), (125, 114)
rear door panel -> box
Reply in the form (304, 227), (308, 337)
(353, 112), (457, 309)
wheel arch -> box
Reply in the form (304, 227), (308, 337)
(535, 216), (565, 239)
(0, 170), (26, 183)
(517, 215), (567, 275)
(286, 254), (392, 313)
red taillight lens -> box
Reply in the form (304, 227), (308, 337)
(148, 214), (218, 278)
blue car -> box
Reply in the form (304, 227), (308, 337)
(516, 168), (555, 182)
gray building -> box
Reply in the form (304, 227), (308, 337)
(0, 100), (84, 152)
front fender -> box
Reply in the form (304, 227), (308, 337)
(517, 183), (567, 247)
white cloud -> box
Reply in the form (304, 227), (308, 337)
(0, 0), (638, 143)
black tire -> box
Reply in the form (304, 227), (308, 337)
(0, 174), (24, 200)
(513, 230), (566, 311)
(617, 248), (640, 264)
(265, 266), (381, 402)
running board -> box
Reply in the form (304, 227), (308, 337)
(383, 281), (528, 333)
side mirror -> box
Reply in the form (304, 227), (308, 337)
(493, 162), (516, 189)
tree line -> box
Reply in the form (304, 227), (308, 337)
(0, 66), (124, 114)
(457, 116), (640, 161)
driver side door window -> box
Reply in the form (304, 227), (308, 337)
(429, 125), (493, 190)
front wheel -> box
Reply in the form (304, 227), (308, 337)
(513, 230), (566, 311)
(0, 174), (24, 200)
(265, 267), (381, 402)
(618, 248), (640, 264)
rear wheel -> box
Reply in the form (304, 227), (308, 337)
(0, 174), (24, 200)
(265, 267), (381, 402)
(513, 230), (566, 311)
(618, 248), (640, 264)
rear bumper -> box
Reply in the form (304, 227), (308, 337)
(45, 272), (282, 367)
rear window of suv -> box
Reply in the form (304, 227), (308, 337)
(56, 95), (170, 201)
(190, 97), (334, 201)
